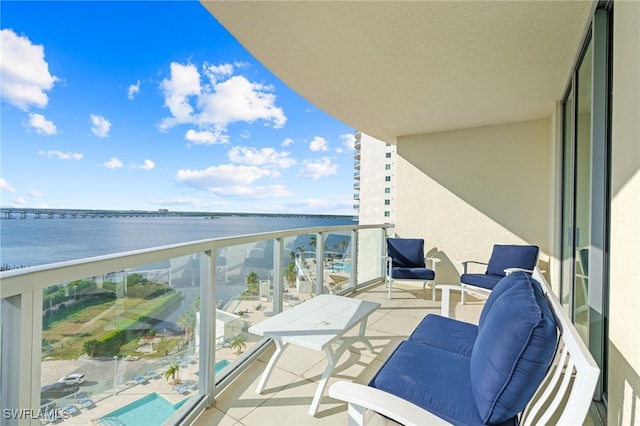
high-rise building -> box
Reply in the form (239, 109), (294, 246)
(353, 131), (396, 225)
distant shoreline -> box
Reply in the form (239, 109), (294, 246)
(0, 208), (354, 221)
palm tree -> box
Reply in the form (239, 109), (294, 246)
(338, 240), (348, 257)
(177, 309), (196, 341)
(309, 235), (317, 249)
(245, 271), (259, 296)
(164, 363), (180, 384)
(230, 335), (246, 355)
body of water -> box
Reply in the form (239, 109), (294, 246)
(0, 215), (353, 268)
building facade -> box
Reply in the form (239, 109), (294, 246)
(354, 132), (396, 225)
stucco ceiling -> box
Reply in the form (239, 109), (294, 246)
(201, 1), (594, 142)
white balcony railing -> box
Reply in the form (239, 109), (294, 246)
(0, 224), (393, 426)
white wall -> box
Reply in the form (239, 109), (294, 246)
(608, 1), (640, 423)
(395, 119), (552, 284)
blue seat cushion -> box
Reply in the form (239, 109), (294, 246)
(387, 238), (425, 268)
(409, 314), (477, 357)
(370, 340), (516, 426)
(391, 266), (435, 281)
(460, 273), (502, 290)
(470, 273), (557, 424)
(486, 244), (539, 277)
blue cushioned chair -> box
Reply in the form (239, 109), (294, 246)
(459, 244), (539, 303)
(367, 272), (557, 425)
(385, 238), (439, 300)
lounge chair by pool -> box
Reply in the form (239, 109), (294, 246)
(173, 385), (188, 395)
(183, 380), (198, 390)
(61, 404), (79, 415)
(78, 397), (95, 408)
(133, 374), (148, 384)
(147, 370), (160, 379)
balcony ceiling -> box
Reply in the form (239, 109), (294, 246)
(202, 1), (593, 142)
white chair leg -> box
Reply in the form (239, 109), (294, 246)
(388, 277), (392, 299)
(431, 282), (436, 301)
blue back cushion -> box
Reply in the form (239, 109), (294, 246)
(387, 238), (425, 268)
(478, 274), (521, 327)
(486, 244), (539, 277)
(470, 273), (557, 424)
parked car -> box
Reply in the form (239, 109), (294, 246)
(57, 373), (85, 385)
(40, 382), (79, 399)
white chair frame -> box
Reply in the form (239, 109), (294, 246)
(385, 255), (440, 300)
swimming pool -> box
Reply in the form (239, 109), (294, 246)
(332, 261), (352, 273)
(215, 359), (230, 375)
(97, 393), (186, 426)
(195, 359), (230, 377)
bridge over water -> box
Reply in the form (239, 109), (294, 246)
(0, 208), (179, 220)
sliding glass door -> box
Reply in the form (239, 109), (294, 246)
(560, 7), (611, 407)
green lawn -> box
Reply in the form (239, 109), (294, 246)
(43, 292), (182, 359)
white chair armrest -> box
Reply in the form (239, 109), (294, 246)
(456, 260), (487, 274)
(329, 381), (451, 426)
(504, 267), (533, 275)
(426, 257), (440, 272)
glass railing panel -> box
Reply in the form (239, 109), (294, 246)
(356, 228), (385, 284)
(282, 233), (316, 311)
(324, 230), (352, 294)
(39, 254), (200, 424)
(214, 239), (274, 374)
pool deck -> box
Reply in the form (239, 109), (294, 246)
(51, 362), (196, 425)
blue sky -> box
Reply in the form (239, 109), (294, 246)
(0, 1), (356, 215)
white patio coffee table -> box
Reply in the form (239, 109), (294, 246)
(248, 294), (380, 416)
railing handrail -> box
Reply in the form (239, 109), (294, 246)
(0, 223), (391, 299)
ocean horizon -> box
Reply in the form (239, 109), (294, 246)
(0, 213), (354, 268)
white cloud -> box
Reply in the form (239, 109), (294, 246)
(0, 29), (58, 110)
(128, 80), (140, 100)
(284, 197), (353, 213)
(309, 136), (329, 152)
(148, 197), (227, 209)
(104, 157), (123, 169)
(28, 189), (44, 198)
(184, 129), (228, 145)
(297, 157), (338, 180)
(0, 178), (16, 193)
(340, 133), (356, 151)
(90, 114), (111, 138)
(160, 62), (201, 128)
(135, 159), (155, 170)
(12, 197), (27, 206)
(211, 184), (292, 199)
(159, 62), (287, 138)
(176, 164), (276, 188)
(282, 138), (294, 147)
(26, 113), (58, 135)
(228, 146), (296, 169)
(203, 62), (234, 83)
(199, 75), (286, 128)
(38, 150), (83, 160)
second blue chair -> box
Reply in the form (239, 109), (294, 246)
(385, 238), (439, 300)
(459, 244), (539, 304)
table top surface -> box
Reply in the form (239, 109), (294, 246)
(248, 295), (380, 351)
